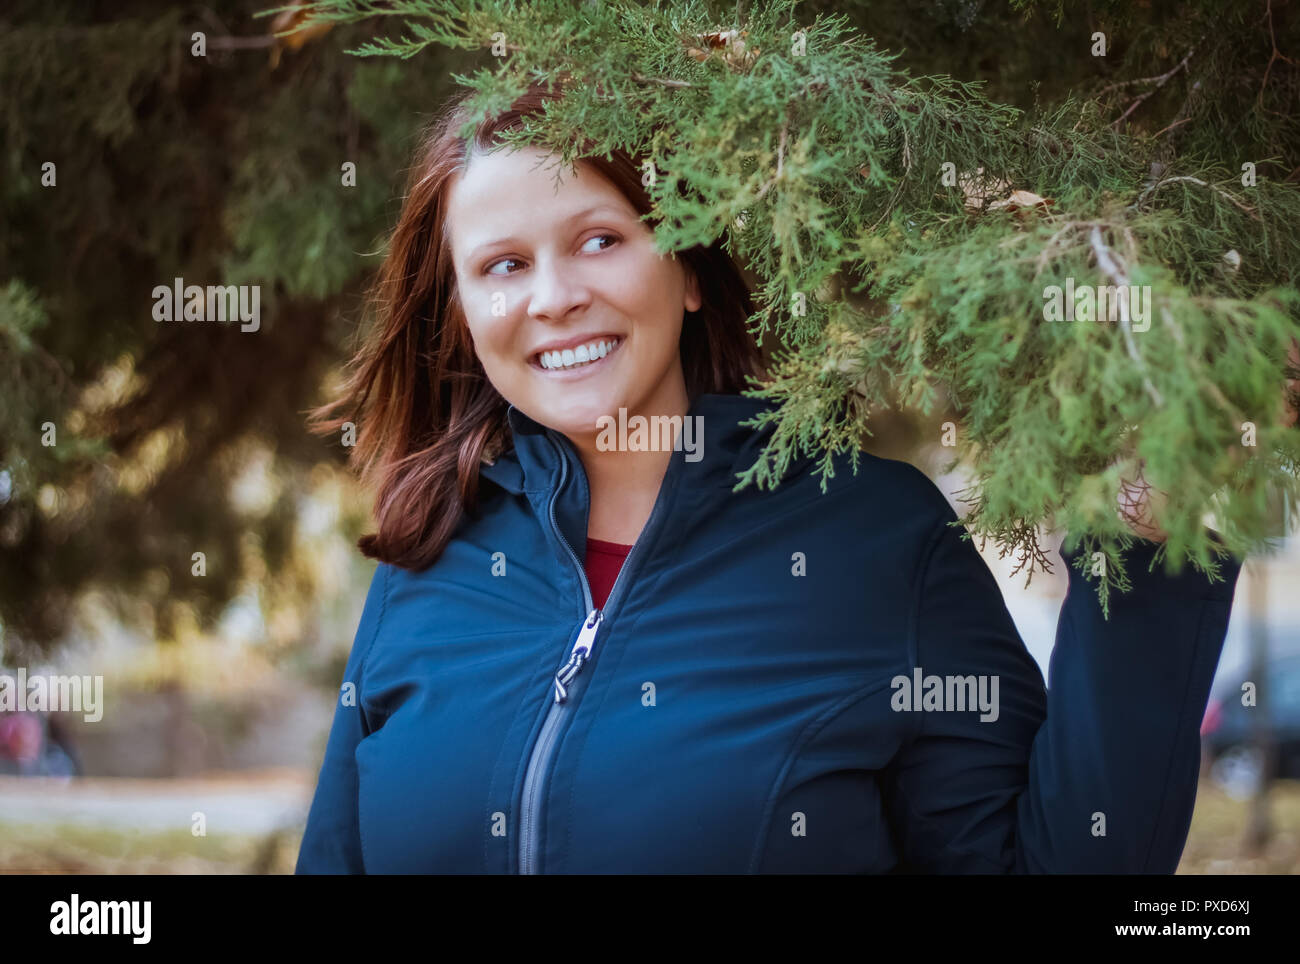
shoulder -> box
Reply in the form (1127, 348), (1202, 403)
(773, 443), (956, 531)
(727, 442), (961, 606)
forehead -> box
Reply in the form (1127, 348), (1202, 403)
(444, 147), (635, 246)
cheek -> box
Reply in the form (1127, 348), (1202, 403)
(617, 251), (685, 323)
(455, 272), (493, 330)
(460, 299), (514, 359)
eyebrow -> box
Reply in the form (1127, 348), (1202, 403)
(463, 203), (635, 261)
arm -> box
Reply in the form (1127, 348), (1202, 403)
(883, 505), (1241, 873)
(295, 563), (390, 874)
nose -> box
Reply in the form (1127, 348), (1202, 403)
(526, 253), (590, 323)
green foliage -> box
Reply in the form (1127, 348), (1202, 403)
(0, 1), (464, 655)
(294, 0), (1300, 615)
(4, 0), (1299, 650)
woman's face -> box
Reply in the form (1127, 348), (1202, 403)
(444, 146), (701, 441)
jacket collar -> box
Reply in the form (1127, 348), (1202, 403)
(479, 392), (809, 497)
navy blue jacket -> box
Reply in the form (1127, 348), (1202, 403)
(296, 392), (1241, 873)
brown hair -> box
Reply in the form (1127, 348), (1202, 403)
(308, 79), (766, 571)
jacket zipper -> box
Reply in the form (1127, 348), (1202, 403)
(516, 429), (674, 874)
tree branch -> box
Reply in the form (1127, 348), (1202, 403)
(1108, 38), (1203, 130)
(1089, 225), (1165, 409)
(1129, 175), (1260, 219)
(1258, 0), (1297, 115)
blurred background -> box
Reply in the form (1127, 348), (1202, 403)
(2, 0), (1296, 873)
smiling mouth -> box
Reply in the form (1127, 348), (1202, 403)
(531, 336), (624, 373)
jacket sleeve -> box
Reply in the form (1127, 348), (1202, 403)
(883, 503), (1242, 873)
(295, 563), (389, 874)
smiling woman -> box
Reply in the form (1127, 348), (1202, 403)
(307, 79), (762, 568)
(444, 146), (700, 458)
(298, 79), (1242, 875)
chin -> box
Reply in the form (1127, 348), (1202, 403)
(528, 389), (630, 439)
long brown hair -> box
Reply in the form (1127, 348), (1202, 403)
(309, 79), (766, 571)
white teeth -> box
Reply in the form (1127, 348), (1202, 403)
(537, 337), (621, 370)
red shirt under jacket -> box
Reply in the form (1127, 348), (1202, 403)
(584, 537), (633, 609)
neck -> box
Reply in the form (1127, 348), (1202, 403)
(564, 375), (691, 545)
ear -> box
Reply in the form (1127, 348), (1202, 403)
(682, 262), (702, 314)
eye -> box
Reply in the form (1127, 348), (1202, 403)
(484, 257), (524, 277)
(482, 234), (618, 276)
(581, 233), (620, 254)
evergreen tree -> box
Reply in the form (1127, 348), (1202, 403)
(2, 0), (1297, 658)
(294, 0), (1300, 613)
(1, 0), (471, 656)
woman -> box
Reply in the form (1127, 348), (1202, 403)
(296, 81), (1242, 874)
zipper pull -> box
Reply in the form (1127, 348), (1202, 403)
(553, 609), (603, 704)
